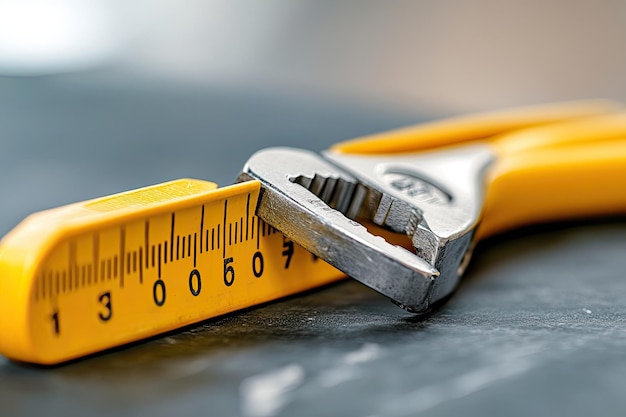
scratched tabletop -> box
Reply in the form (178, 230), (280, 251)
(1, 75), (626, 417)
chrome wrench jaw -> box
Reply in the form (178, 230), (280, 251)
(238, 145), (494, 313)
(324, 145), (495, 304)
(239, 148), (438, 312)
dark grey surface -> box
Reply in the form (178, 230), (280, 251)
(1, 75), (625, 417)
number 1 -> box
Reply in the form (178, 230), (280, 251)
(51, 310), (60, 335)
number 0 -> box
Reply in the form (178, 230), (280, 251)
(189, 269), (201, 296)
(252, 251), (264, 278)
(153, 280), (166, 306)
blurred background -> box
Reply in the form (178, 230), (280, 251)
(2, 0), (626, 231)
(2, 0), (626, 232)
(1, 0), (625, 111)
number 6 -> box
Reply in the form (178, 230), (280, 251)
(223, 257), (235, 286)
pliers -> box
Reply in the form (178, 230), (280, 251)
(239, 100), (626, 313)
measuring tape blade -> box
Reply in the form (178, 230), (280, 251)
(0, 179), (342, 364)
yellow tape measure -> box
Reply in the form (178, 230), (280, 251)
(0, 179), (341, 364)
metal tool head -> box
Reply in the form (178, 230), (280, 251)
(239, 145), (494, 313)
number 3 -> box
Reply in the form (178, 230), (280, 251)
(98, 291), (112, 321)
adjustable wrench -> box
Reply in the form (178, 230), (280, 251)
(239, 100), (626, 313)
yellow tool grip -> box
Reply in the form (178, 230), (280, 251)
(331, 102), (626, 240)
(331, 100), (621, 154)
(480, 114), (626, 238)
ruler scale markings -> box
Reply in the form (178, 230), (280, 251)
(107, 259), (112, 280)
(211, 228), (215, 250)
(93, 233), (100, 286)
(164, 241), (168, 265)
(246, 193), (250, 241)
(217, 224), (221, 250)
(235, 221), (238, 244)
(120, 226), (125, 287)
(113, 256), (118, 279)
(138, 247), (144, 284)
(176, 235), (180, 260)
(193, 233), (197, 268)
(144, 221), (150, 268)
(205, 229), (209, 252)
(55, 272), (60, 297)
(256, 216), (260, 250)
(151, 246), (155, 268)
(251, 216), (255, 240)
(222, 200), (227, 258)
(158, 243), (162, 278)
(182, 236), (186, 259)
(87, 264), (92, 285)
(199, 205), (205, 254)
(187, 234), (191, 258)
(229, 223), (232, 247)
(132, 251), (137, 273)
(170, 213), (175, 263)
(69, 240), (75, 292)
(239, 218), (243, 244)
(62, 270), (66, 293)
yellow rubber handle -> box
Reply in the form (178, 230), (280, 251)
(331, 101), (626, 240)
(480, 114), (626, 238)
(331, 100), (622, 154)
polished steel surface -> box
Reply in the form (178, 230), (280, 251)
(239, 148), (437, 312)
(240, 145), (494, 312)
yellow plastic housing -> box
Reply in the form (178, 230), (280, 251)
(0, 179), (341, 364)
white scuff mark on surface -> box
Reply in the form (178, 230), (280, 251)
(318, 343), (383, 388)
(167, 358), (214, 380)
(239, 364), (305, 417)
(583, 308), (592, 314)
(317, 367), (359, 388)
(342, 343), (382, 365)
(386, 353), (535, 416)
